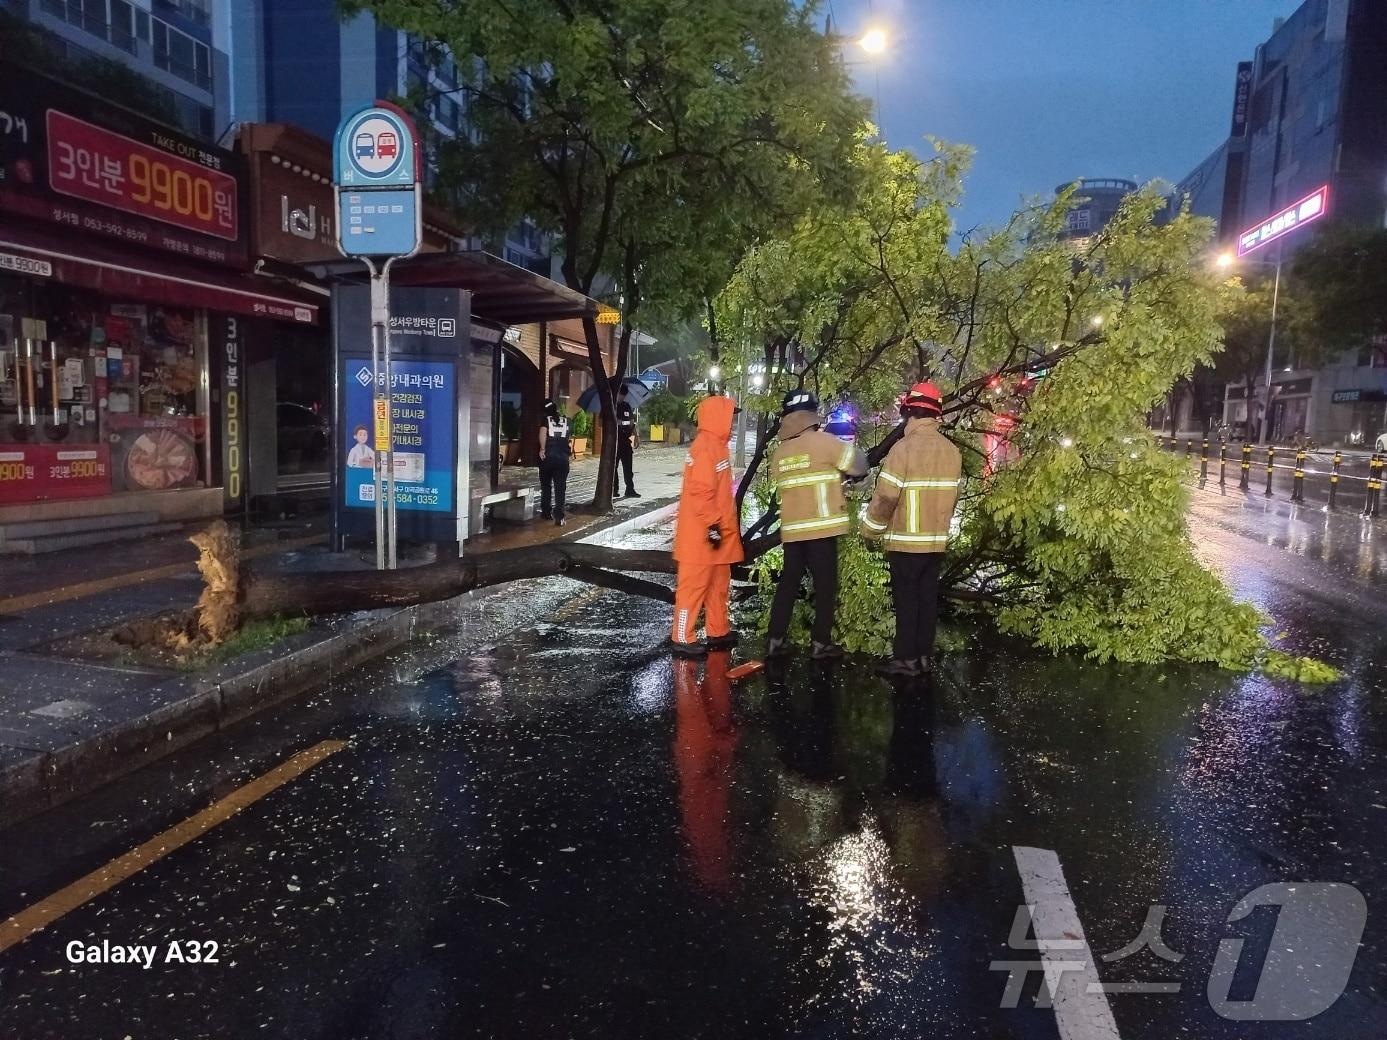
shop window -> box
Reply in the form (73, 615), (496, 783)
(1, 278), (209, 503)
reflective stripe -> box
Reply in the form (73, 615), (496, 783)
(861, 515), (888, 532)
(776, 471), (838, 490)
(816, 482), (829, 516)
(838, 442), (855, 470)
(782, 515), (849, 534)
(884, 532), (948, 544)
(715, 459), (731, 472)
(908, 489), (919, 532)
(879, 470), (904, 488)
(900, 479), (958, 489)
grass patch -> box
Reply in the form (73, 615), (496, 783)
(180, 614), (311, 671)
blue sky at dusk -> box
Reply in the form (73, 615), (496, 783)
(827, 0), (1303, 233)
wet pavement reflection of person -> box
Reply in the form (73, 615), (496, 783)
(672, 651), (739, 893)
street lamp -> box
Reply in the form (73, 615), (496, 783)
(859, 28), (888, 54)
(1217, 248), (1284, 445)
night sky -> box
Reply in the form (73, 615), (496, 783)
(827, 0), (1303, 233)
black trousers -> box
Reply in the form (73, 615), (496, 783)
(618, 436), (635, 493)
(888, 552), (944, 661)
(539, 458), (568, 519)
(768, 537), (839, 645)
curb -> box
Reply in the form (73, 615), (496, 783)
(0, 497), (680, 830)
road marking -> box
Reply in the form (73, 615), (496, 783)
(0, 534), (326, 615)
(1013, 846), (1123, 1040)
(0, 738), (347, 954)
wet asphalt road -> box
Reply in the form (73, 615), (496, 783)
(1, 508), (1387, 1039)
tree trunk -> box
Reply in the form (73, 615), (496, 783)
(233, 533), (679, 625)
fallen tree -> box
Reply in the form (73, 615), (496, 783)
(193, 521), (682, 641)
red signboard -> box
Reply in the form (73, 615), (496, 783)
(1237, 185), (1329, 256)
(0, 444), (112, 503)
(47, 111), (238, 242)
(0, 66), (248, 266)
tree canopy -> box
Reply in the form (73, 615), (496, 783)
(720, 141), (1267, 667)
(344, 0), (869, 508)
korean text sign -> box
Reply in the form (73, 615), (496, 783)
(341, 358), (454, 514)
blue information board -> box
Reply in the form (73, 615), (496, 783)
(341, 357), (455, 514)
(338, 189), (419, 257)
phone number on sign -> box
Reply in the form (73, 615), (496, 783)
(46, 110), (238, 241)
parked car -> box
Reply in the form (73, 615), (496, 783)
(1376, 432), (1387, 453)
(277, 401), (330, 474)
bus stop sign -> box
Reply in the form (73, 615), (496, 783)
(333, 105), (419, 187)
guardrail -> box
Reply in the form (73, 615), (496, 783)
(1162, 435), (1383, 517)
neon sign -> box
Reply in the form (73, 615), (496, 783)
(1237, 185), (1328, 256)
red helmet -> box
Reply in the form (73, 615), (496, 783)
(899, 381), (943, 416)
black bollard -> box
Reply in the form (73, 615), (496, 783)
(1199, 439), (1209, 483)
(1239, 443), (1252, 490)
(1218, 442), (1227, 487)
(1265, 446), (1275, 497)
(1328, 451), (1341, 510)
(1291, 449), (1306, 503)
(1368, 454), (1383, 519)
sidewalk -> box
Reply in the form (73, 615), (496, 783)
(0, 446), (689, 827)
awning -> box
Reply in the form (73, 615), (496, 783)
(0, 224), (322, 324)
(303, 250), (600, 325)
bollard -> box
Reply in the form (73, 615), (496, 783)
(1239, 443), (1252, 490)
(1218, 442), (1228, 487)
(1185, 438), (1194, 462)
(1199, 439), (1209, 483)
(1265, 446), (1275, 497)
(1168, 434), (1177, 453)
(1291, 449), (1306, 503)
(1366, 454), (1383, 519)
(1328, 450), (1341, 510)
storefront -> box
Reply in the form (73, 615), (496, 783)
(0, 67), (317, 543)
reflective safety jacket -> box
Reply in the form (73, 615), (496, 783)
(771, 413), (868, 542)
(673, 396), (745, 565)
(862, 418), (962, 553)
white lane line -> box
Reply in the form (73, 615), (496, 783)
(1013, 845), (1123, 1040)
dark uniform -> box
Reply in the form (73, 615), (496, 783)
(539, 410), (571, 524)
(617, 395), (639, 497)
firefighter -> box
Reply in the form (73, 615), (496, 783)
(766, 389), (868, 659)
(617, 383), (640, 498)
(669, 395), (744, 656)
(862, 382), (962, 676)
(537, 398), (572, 526)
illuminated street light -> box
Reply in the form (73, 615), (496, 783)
(859, 28), (888, 54)
(708, 364), (721, 381)
(1090, 315), (1104, 328)
(1216, 252), (1235, 269)
(751, 373), (765, 389)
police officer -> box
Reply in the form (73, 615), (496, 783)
(538, 398), (572, 527)
(862, 382), (962, 676)
(617, 383), (640, 498)
(767, 389), (867, 659)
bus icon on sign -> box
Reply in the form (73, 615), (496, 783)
(377, 132), (398, 159)
(355, 132), (375, 159)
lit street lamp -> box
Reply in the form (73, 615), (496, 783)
(859, 28), (888, 54)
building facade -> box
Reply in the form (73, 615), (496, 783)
(1173, 0), (1387, 445)
(3, 0), (227, 140)
(1057, 177), (1138, 243)
(216, 0), (552, 276)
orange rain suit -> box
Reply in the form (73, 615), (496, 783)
(671, 396), (745, 645)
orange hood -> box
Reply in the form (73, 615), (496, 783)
(696, 396), (737, 441)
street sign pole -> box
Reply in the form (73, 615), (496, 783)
(333, 102), (423, 570)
